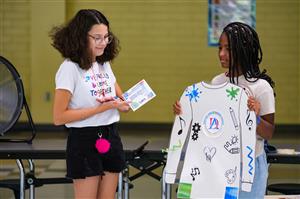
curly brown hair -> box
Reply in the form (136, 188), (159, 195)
(50, 9), (120, 70)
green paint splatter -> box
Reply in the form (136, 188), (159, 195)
(226, 87), (240, 100)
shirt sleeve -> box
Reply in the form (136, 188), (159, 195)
(164, 86), (193, 184)
(239, 90), (256, 192)
(55, 61), (77, 94)
(257, 83), (275, 116)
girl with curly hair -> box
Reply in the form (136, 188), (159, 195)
(50, 9), (130, 199)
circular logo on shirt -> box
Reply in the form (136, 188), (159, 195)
(203, 111), (224, 137)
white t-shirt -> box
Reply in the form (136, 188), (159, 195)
(211, 73), (275, 156)
(55, 59), (120, 128)
(165, 82), (256, 198)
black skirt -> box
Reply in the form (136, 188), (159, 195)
(66, 123), (126, 179)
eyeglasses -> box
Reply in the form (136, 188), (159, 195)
(88, 34), (113, 45)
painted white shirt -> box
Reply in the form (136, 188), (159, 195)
(55, 59), (119, 128)
(211, 73), (275, 156)
(165, 81), (256, 199)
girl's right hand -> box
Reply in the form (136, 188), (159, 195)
(96, 97), (130, 112)
(97, 96), (114, 103)
(247, 96), (261, 116)
(173, 100), (182, 115)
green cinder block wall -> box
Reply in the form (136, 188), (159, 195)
(0, 0), (299, 124)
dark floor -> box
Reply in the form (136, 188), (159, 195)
(0, 127), (299, 199)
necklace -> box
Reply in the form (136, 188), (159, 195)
(90, 63), (106, 97)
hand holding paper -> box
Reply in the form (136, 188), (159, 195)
(96, 97), (130, 112)
(122, 79), (156, 111)
(115, 98), (131, 112)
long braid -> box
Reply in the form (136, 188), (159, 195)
(222, 22), (275, 92)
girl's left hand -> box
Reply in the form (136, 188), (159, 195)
(247, 96), (260, 115)
(115, 99), (131, 112)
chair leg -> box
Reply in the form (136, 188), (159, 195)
(13, 189), (20, 199)
(0, 180), (21, 199)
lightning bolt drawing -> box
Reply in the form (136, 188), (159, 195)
(246, 146), (254, 175)
(162, 140), (182, 153)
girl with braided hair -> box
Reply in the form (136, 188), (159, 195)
(173, 22), (275, 198)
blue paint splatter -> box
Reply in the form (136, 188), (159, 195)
(246, 146), (254, 175)
(225, 187), (238, 199)
(185, 84), (201, 102)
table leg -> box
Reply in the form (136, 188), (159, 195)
(28, 159), (35, 199)
(166, 183), (171, 199)
(16, 159), (25, 199)
(123, 168), (129, 199)
(118, 172), (123, 199)
(161, 169), (171, 199)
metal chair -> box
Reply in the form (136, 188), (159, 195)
(265, 142), (300, 195)
(0, 174), (72, 198)
(267, 183), (300, 195)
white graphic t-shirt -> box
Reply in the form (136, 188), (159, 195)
(165, 81), (256, 199)
(55, 59), (119, 127)
(211, 73), (275, 157)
